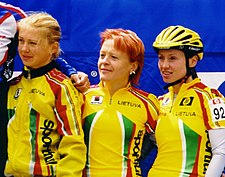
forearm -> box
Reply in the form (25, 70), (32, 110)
(55, 57), (77, 77)
(205, 129), (225, 177)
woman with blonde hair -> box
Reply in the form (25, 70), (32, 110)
(5, 12), (86, 177)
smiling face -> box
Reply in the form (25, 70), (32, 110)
(98, 39), (137, 87)
(158, 49), (187, 84)
(18, 27), (57, 69)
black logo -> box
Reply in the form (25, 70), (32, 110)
(180, 97), (194, 106)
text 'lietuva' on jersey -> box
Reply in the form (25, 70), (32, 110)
(6, 61), (86, 176)
(82, 82), (159, 177)
(148, 78), (225, 177)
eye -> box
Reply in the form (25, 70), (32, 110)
(18, 38), (24, 44)
(168, 56), (177, 61)
(100, 53), (105, 59)
(30, 41), (37, 45)
(111, 55), (118, 60)
(158, 55), (164, 61)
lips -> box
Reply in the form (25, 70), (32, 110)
(100, 68), (112, 73)
(21, 55), (32, 61)
(161, 71), (172, 80)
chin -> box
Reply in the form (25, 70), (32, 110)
(100, 76), (108, 82)
(163, 78), (170, 83)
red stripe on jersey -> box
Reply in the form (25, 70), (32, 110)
(34, 112), (42, 175)
(45, 70), (73, 135)
(196, 91), (211, 129)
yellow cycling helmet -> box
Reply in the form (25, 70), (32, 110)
(153, 25), (203, 60)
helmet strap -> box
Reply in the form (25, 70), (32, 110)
(163, 76), (188, 90)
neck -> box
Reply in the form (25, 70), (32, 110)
(102, 80), (128, 96)
(172, 76), (193, 94)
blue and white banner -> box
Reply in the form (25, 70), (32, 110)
(6, 0), (225, 97)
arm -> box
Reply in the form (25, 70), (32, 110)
(205, 128), (225, 177)
(55, 57), (77, 76)
(0, 11), (17, 82)
(55, 57), (90, 92)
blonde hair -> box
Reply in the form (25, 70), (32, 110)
(18, 12), (61, 59)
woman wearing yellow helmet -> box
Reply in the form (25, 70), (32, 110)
(148, 25), (225, 177)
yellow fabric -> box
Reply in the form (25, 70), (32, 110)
(82, 82), (159, 177)
(6, 67), (86, 177)
(148, 78), (225, 177)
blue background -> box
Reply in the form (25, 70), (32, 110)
(3, 1), (225, 176)
(4, 0), (225, 97)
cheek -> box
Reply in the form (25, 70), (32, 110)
(158, 61), (161, 69)
(97, 59), (101, 68)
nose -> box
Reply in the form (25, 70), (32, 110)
(100, 55), (110, 64)
(20, 43), (29, 52)
(160, 59), (170, 68)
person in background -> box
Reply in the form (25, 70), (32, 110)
(0, 2), (89, 176)
(82, 28), (159, 177)
(5, 12), (86, 176)
(148, 25), (225, 177)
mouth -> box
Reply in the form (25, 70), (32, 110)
(161, 71), (172, 81)
(22, 55), (32, 61)
(100, 68), (112, 73)
(161, 70), (171, 76)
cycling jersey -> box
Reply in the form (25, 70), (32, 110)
(148, 78), (225, 177)
(6, 61), (86, 177)
(82, 82), (159, 177)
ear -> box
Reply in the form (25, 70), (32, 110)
(189, 55), (198, 68)
(131, 61), (138, 72)
(51, 42), (59, 54)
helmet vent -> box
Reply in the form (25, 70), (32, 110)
(191, 42), (200, 45)
(176, 34), (192, 43)
(171, 29), (184, 40)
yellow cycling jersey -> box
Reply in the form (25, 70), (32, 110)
(148, 78), (225, 177)
(82, 82), (159, 177)
(6, 61), (86, 177)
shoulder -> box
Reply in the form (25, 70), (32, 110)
(130, 86), (157, 99)
(192, 82), (223, 99)
(84, 84), (101, 95)
(47, 68), (69, 82)
(130, 86), (159, 107)
(8, 74), (23, 86)
(0, 2), (27, 21)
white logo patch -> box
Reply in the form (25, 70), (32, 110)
(91, 96), (103, 104)
(210, 97), (225, 122)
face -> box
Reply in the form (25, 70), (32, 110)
(18, 27), (56, 69)
(98, 39), (135, 86)
(158, 49), (186, 83)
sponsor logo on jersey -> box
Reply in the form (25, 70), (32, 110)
(14, 88), (22, 99)
(132, 130), (143, 176)
(179, 97), (194, 106)
(212, 97), (222, 105)
(40, 119), (57, 165)
(91, 95), (103, 104)
(203, 130), (212, 175)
